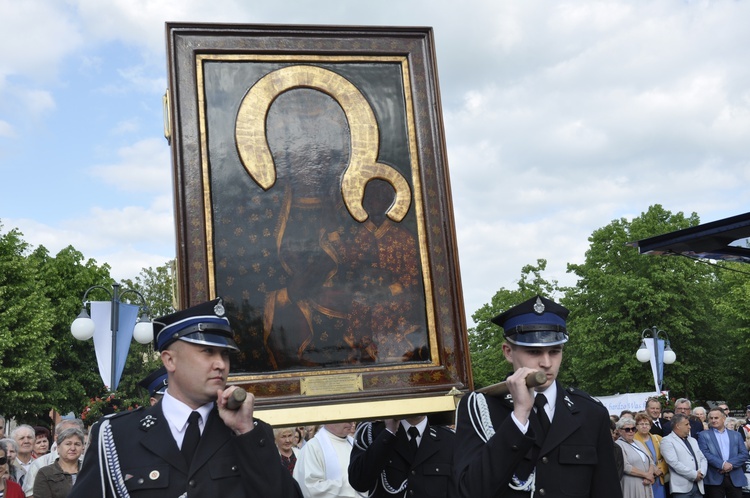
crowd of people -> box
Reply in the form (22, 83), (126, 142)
(4, 294), (750, 498)
(0, 417), (86, 498)
(610, 398), (750, 498)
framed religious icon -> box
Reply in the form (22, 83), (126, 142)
(165, 23), (471, 422)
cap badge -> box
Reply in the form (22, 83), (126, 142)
(214, 299), (225, 317)
(533, 297), (545, 315)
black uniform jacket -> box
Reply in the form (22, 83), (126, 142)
(70, 401), (301, 498)
(453, 381), (623, 498)
(349, 420), (455, 498)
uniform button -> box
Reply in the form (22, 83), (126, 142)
(188, 480), (196, 487)
(575, 454), (581, 459)
(408, 491), (414, 495)
(541, 457), (548, 464)
(137, 478), (144, 484)
(511, 445), (519, 451)
(232, 465), (238, 472)
(259, 438), (266, 446)
(538, 488), (546, 496)
(411, 470), (416, 475)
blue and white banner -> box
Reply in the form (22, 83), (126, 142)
(642, 337), (665, 394)
(90, 301), (139, 391)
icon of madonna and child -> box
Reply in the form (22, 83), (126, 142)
(208, 64), (433, 374)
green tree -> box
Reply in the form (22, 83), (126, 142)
(712, 260), (750, 406)
(0, 222), (178, 420)
(562, 205), (720, 399)
(468, 259), (560, 389)
(0, 225), (56, 420)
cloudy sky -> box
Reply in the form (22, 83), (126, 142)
(1, 0), (749, 326)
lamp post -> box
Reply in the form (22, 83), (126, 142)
(636, 326), (676, 393)
(71, 283), (154, 391)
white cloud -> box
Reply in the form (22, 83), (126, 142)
(0, 120), (16, 138)
(19, 89), (56, 115)
(111, 118), (141, 136)
(0, 0), (83, 82)
(7, 197), (175, 281)
(117, 65), (167, 94)
(88, 138), (171, 193)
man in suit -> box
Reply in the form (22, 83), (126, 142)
(452, 295), (622, 497)
(661, 413), (708, 498)
(697, 407), (748, 498)
(348, 415), (455, 497)
(647, 397), (672, 436)
(70, 298), (302, 498)
(673, 398), (704, 437)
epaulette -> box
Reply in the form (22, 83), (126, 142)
(97, 406), (145, 427)
(566, 387), (605, 407)
(107, 406), (144, 418)
(428, 424), (456, 437)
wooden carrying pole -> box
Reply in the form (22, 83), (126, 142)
(476, 371), (547, 397)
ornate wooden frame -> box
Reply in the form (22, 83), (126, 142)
(165, 23), (471, 418)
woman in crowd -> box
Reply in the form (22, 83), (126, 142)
(32, 428), (84, 498)
(615, 417), (656, 498)
(273, 427), (299, 475)
(692, 406), (709, 430)
(0, 440), (18, 482)
(634, 413), (667, 498)
(726, 416), (739, 431)
(33, 427), (50, 458)
(0, 441), (23, 498)
(293, 427), (305, 449)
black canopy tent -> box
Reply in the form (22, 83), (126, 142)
(631, 211), (750, 264)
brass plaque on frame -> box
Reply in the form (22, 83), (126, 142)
(300, 374), (363, 396)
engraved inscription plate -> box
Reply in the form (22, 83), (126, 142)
(300, 374), (363, 396)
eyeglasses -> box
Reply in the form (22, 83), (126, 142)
(0, 456), (7, 465)
(621, 427), (636, 432)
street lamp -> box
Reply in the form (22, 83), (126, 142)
(636, 326), (676, 392)
(71, 283), (153, 391)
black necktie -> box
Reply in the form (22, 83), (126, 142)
(182, 411), (201, 467)
(681, 437), (699, 470)
(407, 426), (420, 456)
(534, 394), (551, 436)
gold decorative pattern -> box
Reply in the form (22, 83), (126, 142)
(235, 64), (412, 223)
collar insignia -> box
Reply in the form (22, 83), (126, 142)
(140, 414), (157, 431)
(564, 395), (574, 408)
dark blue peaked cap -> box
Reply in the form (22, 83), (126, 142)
(153, 297), (239, 352)
(491, 295), (569, 346)
(138, 366), (168, 397)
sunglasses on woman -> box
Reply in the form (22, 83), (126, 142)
(621, 427), (636, 432)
